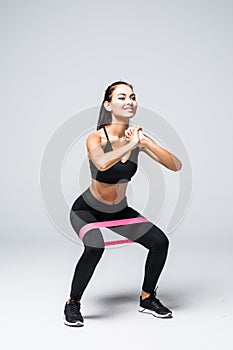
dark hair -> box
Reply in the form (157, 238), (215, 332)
(96, 80), (134, 130)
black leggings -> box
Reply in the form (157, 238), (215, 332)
(69, 187), (169, 300)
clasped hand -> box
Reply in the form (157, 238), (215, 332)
(124, 125), (147, 145)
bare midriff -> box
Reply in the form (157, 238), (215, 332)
(89, 179), (128, 205)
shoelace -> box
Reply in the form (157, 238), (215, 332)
(151, 292), (171, 313)
(151, 295), (164, 307)
(69, 301), (81, 316)
(151, 287), (159, 301)
(150, 287), (167, 308)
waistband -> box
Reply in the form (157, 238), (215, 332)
(81, 187), (128, 213)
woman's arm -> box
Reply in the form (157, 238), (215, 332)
(125, 127), (182, 171)
(140, 133), (182, 171)
(86, 133), (138, 171)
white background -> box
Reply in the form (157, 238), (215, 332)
(1, 0), (232, 349)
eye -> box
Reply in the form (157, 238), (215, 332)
(118, 96), (136, 100)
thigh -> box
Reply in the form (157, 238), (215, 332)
(70, 209), (104, 249)
(133, 222), (169, 250)
(109, 221), (155, 242)
(108, 205), (155, 242)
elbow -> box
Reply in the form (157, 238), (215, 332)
(167, 157), (182, 172)
(172, 161), (182, 172)
(165, 153), (182, 172)
(90, 158), (106, 171)
(99, 164), (107, 171)
(98, 160), (109, 171)
(90, 155), (108, 171)
(174, 166), (182, 172)
(98, 157), (115, 171)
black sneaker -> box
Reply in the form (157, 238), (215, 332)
(139, 292), (173, 318)
(64, 299), (84, 327)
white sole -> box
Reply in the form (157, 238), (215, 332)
(64, 317), (84, 327)
(138, 307), (173, 318)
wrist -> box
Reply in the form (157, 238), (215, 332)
(130, 140), (139, 149)
(140, 138), (150, 147)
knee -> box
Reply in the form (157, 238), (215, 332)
(161, 233), (169, 251)
(151, 228), (169, 252)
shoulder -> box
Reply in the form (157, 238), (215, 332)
(86, 131), (101, 151)
(86, 131), (100, 142)
(86, 130), (100, 139)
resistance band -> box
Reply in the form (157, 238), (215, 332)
(79, 217), (149, 246)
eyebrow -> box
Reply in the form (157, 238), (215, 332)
(117, 93), (136, 96)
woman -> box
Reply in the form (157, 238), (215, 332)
(64, 80), (182, 327)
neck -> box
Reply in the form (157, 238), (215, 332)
(108, 114), (129, 138)
(106, 122), (129, 138)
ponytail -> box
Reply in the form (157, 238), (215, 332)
(96, 102), (112, 130)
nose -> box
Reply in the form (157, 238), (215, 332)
(125, 97), (134, 105)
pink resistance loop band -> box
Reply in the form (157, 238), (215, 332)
(79, 217), (149, 246)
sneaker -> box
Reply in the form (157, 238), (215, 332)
(139, 292), (173, 318)
(64, 299), (84, 327)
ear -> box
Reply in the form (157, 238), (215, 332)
(104, 101), (112, 112)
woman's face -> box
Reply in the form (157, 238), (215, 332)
(104, 84), (138, 120)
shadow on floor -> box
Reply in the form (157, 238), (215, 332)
(158, 283), (208, 310)
(84, 291), (139, 319)
(83, 283), (205, 319)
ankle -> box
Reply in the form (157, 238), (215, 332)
(67, 297), (80, 304)
(141, 290), (151, 300)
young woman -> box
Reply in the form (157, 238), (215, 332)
(64, 80), (182, 327)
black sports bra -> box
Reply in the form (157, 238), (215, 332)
(89, 126), (139, 184)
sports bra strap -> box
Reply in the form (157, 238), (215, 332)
(102, 126), (110, 141)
